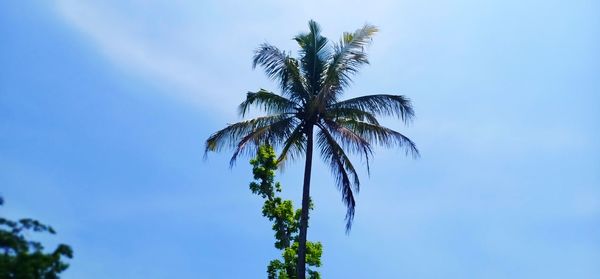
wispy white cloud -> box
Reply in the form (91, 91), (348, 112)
(54, 0), (236, 111)
(53, 0), (399, 114)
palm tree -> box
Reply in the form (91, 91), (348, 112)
(205, 20), (418, 279)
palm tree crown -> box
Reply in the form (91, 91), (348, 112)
(206, 20), (418, 231)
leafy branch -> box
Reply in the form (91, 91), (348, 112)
(249, 145), (322, 279)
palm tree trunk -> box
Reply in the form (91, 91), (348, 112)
(296, 125), (313, 279)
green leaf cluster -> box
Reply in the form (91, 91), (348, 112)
(250, 145), (322, 279)
(0, 199), (73, 278)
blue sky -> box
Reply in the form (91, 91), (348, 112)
(1, 0), (599, 278)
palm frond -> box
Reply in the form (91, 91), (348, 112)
(229, 117), (298, 166)
(319, 24), (379, 103)
(282, 57), (310, 102)
(324, 107), (380, 124)
(316, 128), (360, 232)
(205, 114), (290, 155)
(336, 119), (419, 158)
(332, 94), (415, 123)
(238, 89), (297, 117)
(319, 119), (373, 174)
(294, 20), (329, 96)
(276, 124), (306, 169)
(253, 44), (309, 102)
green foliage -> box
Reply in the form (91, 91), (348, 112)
(250, 145), (322, 279)
(0, 199), (73, 279)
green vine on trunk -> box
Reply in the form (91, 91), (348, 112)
(249, 145), (322, 279)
